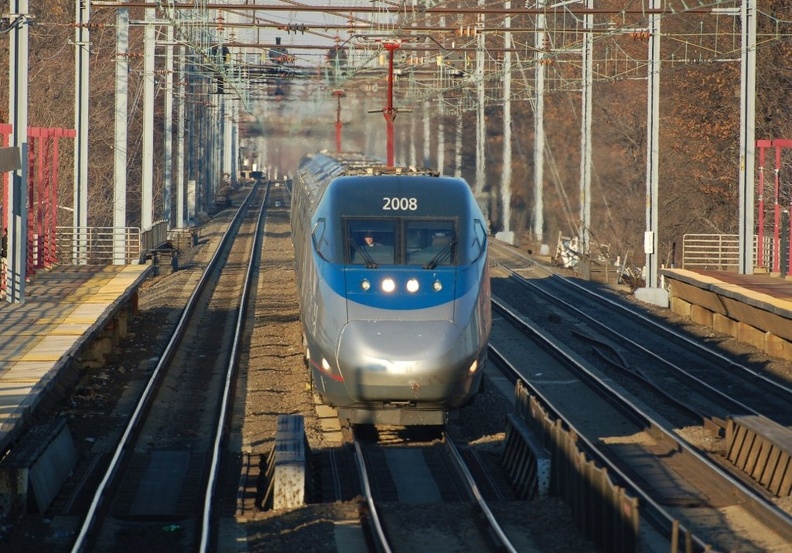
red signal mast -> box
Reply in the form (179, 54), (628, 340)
(382, 41), (401, 167)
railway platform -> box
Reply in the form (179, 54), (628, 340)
(660, 268), (792, 361)
(0, 263), (153, 457)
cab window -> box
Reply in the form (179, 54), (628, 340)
(346, 220), (395, 265)
(404, 220), (456, 266)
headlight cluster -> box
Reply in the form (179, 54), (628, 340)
(359, 277), (443, 293)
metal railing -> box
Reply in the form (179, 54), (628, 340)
(140, 220), (169, 256)
(55, 226), (141, 265)
(53, 222), (179, 266)
(682, 234), (755, 271)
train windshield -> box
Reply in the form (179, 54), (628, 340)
(345, 218), (457, 267)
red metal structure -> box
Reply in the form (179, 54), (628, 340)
(1, 125), (75, 295)
(756, 139), (792, 273)
(382, 41), (401, 167)
(333, 89), (345, 153)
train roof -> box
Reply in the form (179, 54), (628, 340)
(300, 151), (439, 180)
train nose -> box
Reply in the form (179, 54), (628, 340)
(336, 320), (474, 401)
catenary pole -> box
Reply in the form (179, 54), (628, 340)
(7, 0), (29, 302)
(579, 0), (593, 259)
(500, 1), (512, 237)
(114, 7), (129, 265)
(74, 0), (90, 264)
(164, 23), (174, 226)
(738, 0), (756, 274)
(533, 0), (546, 244)
(141, 5), (155, 231)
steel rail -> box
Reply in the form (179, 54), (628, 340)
(69, 183), (261, 553)
(490, 297), (792, 546)
(502, 264), (772, 417)
(352, 432), (393, 553)
(199, 182), (271, 552)
(494, 248), (792, 404)
(442, 432), (519, 553)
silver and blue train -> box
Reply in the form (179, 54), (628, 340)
(291, 152), (491, 425)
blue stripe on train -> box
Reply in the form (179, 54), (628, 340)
(316, 259), (479, 311)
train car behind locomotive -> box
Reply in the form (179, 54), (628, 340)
(291, 152), (491, 425)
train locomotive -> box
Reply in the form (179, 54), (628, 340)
(291, 152), (491, 425)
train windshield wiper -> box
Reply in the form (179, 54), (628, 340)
(348, 238), (379, 268)
(423, 240), (457, 270)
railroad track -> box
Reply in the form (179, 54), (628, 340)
(489, 242), (792, 501)
(69, 183), (269, 552)
(487, 240), (792, 551)
(343, 425), (522, 553)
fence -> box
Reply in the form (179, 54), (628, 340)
(55, 226), (141, 265)
(54, 221), (171, 265)
(140, 220), (169, 258)
(681, 234), (760, 271)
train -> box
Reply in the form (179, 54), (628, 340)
(291, 152), (491, 425)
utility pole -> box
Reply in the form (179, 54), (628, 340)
(499, 1), (513, 243)
(164, 23), (174, 226)
(114, 6), (129, 265)
(738, 0), (757, 275)
(141, 4), (155, 231)
(74, 0), (90, 265)
(635, 0), (669, 307)
(533, 1), (546, 245)
(475, 3), (485, 198)
(579, 0), (593, 265)
(7, 0), (30, 303)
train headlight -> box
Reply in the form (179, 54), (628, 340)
(381, 278), (396, 293)
(321, 358), (331, 371)
(406, 278), (419, 293)
(433, 280), (443, 292)
(469, 359), (479, 374)
(360, 279), (371, 291)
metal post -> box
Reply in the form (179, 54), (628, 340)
(74, 0), (89, 265)
(164, 23), (174, 227)
(409, 102), (416, 168)
(781, 210), (789, 279)
(756, 141), (767, 267)
(383, 41), (400, 167)
(334, 90), (344, 153)
(634, 0), (670, 307)
(500, 2), (512, 237)
(8, 0), (29, 303)
(141, 5), (155, 231)
(579, 0), (593, 259)
(533, 0), (546, 244)
(177, 44), (186, 228)
(475, 2), (485, 197)
(773, 143), (781, 272)
(422, 99), (430, 167)
(454, 100), (462, 178)
(222, 94), (232, 186)
(738, 0), (757, 274)
(437, 96), (445, 174)
(114, 7), (129, 265)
